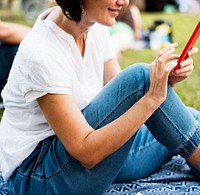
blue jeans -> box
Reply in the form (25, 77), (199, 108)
(0, 43), (19, 101)
(8, 63), (200, 195)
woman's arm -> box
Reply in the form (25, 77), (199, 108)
(129, 3), (142, 40)
(38, 92), (160, 169)
(103, 59), (121, 85)
(37, 43), (179, 169)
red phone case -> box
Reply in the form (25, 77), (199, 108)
(174, 21), (200, 71)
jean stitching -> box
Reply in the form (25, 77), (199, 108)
(159, 106), (191, 141)
(95, 89), (144, 129)
(17, 141), (46, 178)
(158, 106), (200, 157)
(45, 156), (74, 180)
(160, 105), (199, 142)
(181, 126), (200, 157)
(32, 141), (46, 174)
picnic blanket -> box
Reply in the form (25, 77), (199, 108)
(1, 155), (200, 195)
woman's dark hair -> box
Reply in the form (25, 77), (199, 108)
(56, 0), (84, 23)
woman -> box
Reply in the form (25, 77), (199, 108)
(0, 0), (200, 194)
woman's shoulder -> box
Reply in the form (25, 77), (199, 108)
(89, 23), (111, 42)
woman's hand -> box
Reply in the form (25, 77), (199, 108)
(147, 43), (179, 104)
(169, 47), (198, 86)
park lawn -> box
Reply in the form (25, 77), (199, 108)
(0, 11), (200, 120)
(121, 12), (200, 110)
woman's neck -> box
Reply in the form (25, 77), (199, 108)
(46, 7), (93, 56)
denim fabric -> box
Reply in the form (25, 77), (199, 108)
(8, 63), (200, 195)
(114, 125), (172, 182)
(0, 43), (19, 101)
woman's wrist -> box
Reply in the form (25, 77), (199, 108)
(144, 92), (165, 110)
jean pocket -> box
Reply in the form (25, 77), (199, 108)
(18, 136), (56, 177)
(18, 136), (72, 179)
(17, 139), (45, 178)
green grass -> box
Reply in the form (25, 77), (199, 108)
(120, 12), (200, 110)
(0, 109), (3, 120)
(0, 11), (200, 119)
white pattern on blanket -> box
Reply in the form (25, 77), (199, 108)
(1, 155), (200, 194)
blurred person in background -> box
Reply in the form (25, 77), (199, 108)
(0, 21), (30, 44)
(110, 0), (143, 61)
(0, 21), (30, 104)
(0, 1), (57, 104)
(0, 0), (14, 18)
(5, 0), (13, 18)
(175, 0), (200, 13)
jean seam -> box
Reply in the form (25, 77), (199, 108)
(95, 89), (144, 129)
(45, 156), (74, 180)
(159, 105), (193, 142)
(23, 155), (74, 180)
(181, 126), (200, 157)
(16, 141), (45, 179)
(158, 105), (200, 157)
(32, 141), (46, 174)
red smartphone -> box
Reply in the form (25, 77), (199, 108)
(174, 21), (200, 71)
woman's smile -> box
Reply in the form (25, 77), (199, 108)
(107, 7), (122, 18)
(82, 0), (129, 26)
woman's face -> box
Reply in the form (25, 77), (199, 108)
(83, 0), (129, 26)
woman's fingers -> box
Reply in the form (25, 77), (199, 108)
(173, 57), (194, 75)
(168, 54), (179, 61)
(188, 46), (198, 56)
(156, 46), (178, 74)
(156, 43), (178, 65)
(157, 42), (178, 57)
(179, 57), (193, 68)
(157, 47), (176, 64)
(165, 61), (177, 72)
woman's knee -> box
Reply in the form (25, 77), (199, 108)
(121, 63), (150, 91)
(125, 63), (149, 73)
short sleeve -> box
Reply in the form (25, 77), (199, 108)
(16, 49), (73, 102)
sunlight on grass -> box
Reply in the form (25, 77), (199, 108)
(120, 12), (200, 110)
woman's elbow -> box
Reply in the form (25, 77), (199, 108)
(79, 156), (100, 169)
